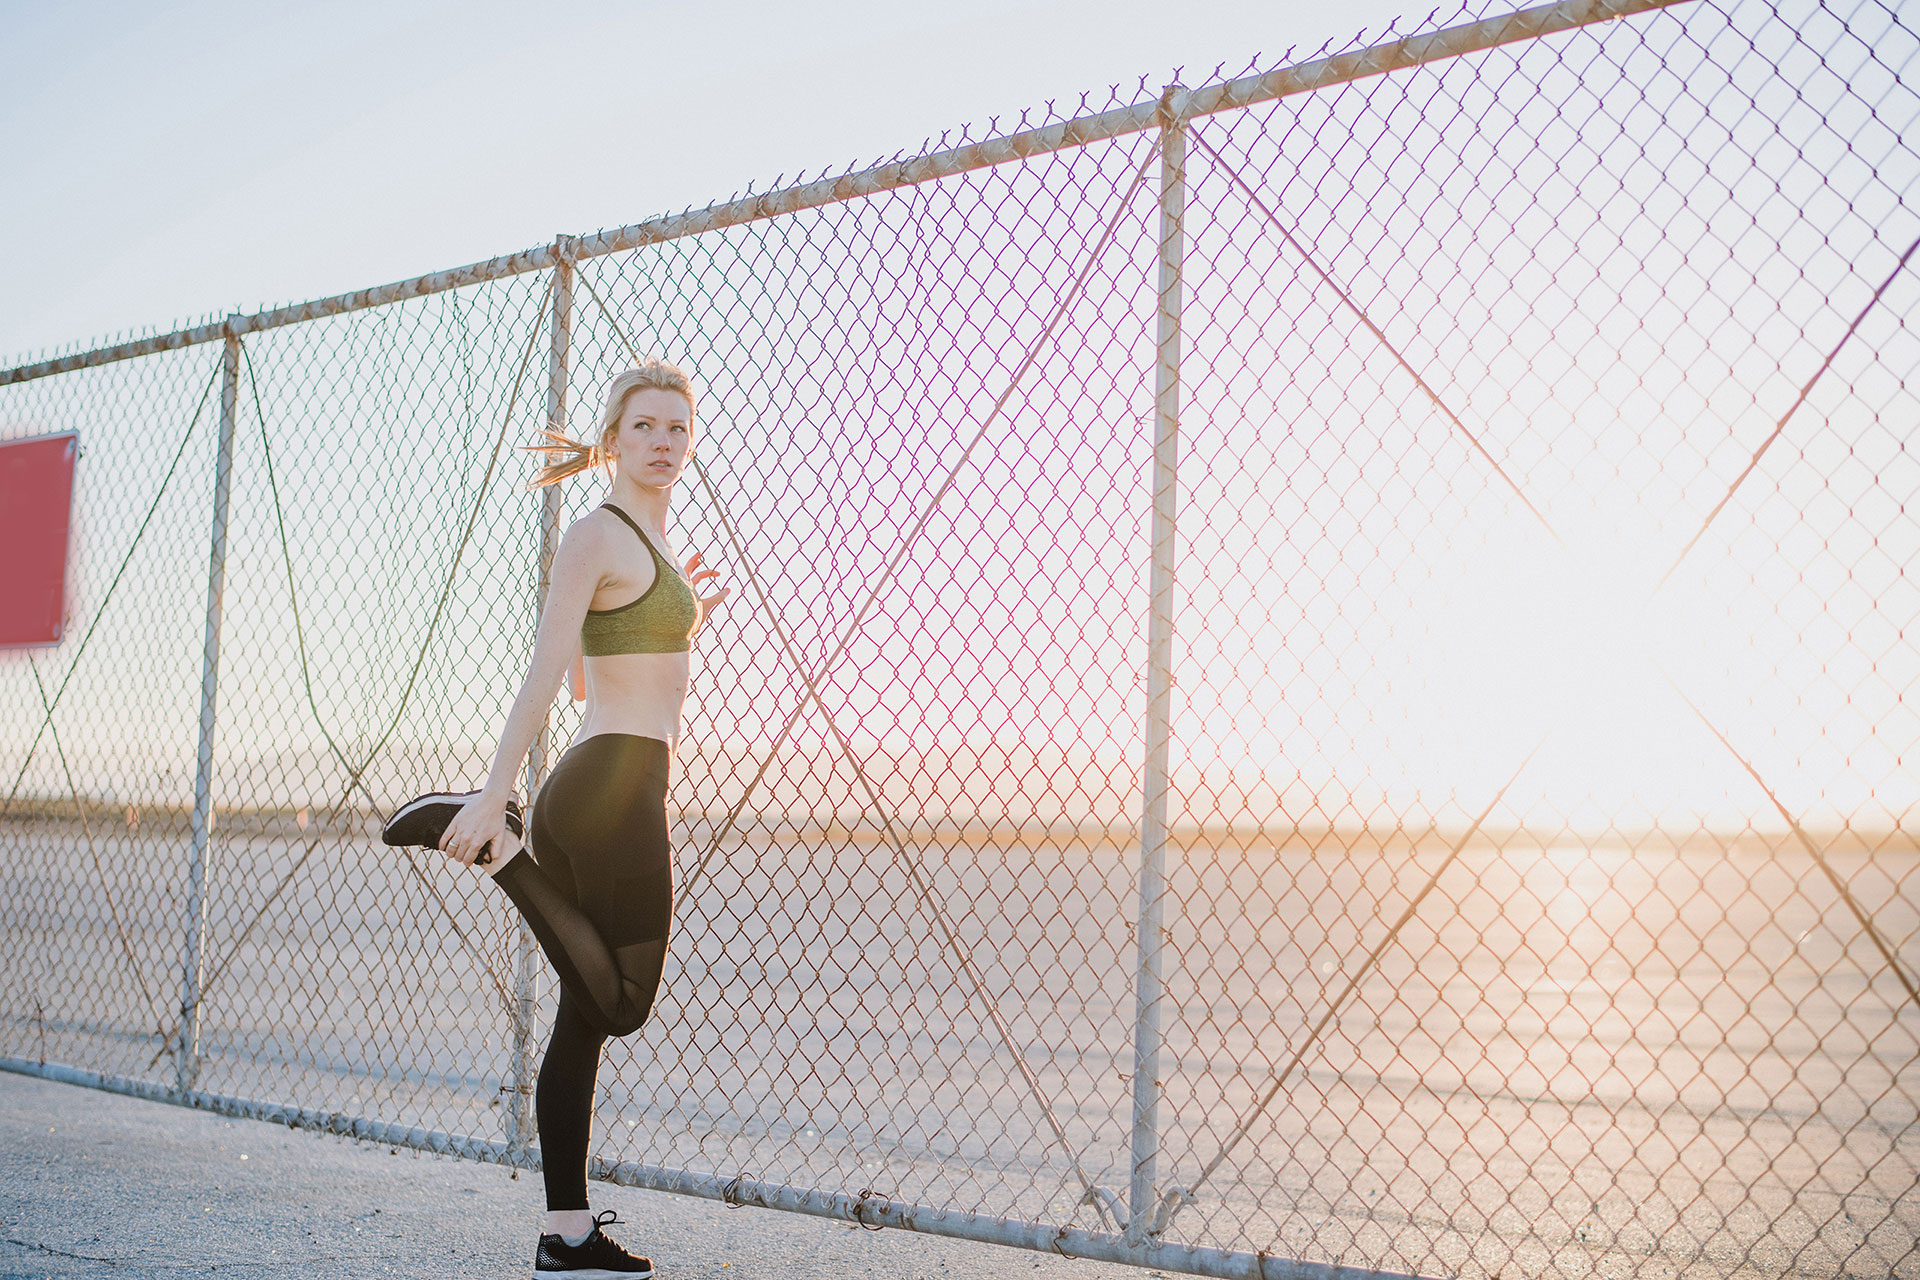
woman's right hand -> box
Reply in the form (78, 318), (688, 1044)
(440, 789), (512, 868)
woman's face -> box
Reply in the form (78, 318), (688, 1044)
(611, 387), (694, 489)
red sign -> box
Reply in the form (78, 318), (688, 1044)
(0, 431), (79, 647)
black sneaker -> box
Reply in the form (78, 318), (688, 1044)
(380, 789), (524, 866)
(534, 1210), (654, 1278)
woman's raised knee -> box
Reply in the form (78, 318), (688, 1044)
(603, 1006), (650, 1038)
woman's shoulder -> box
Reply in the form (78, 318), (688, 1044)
(559, 505), (657, 585)
(553, 507), (623, 564)
(562, 505), (625, 541)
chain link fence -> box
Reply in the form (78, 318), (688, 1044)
(4, 0), (1918, 1276)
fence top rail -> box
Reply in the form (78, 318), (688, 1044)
(0, 0), (1685, 389)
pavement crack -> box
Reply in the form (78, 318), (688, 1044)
(3, 1233), (120, 1263)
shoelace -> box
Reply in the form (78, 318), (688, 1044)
(580, 1210), (644, 1264)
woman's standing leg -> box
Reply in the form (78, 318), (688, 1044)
(497, 734), (674, 1277)
(535, 990), (607, 1229)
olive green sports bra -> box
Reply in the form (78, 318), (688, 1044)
(580, 504), (698, 656)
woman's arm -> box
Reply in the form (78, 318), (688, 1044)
(440, 518), (605, 866)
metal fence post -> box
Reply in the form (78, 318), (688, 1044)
(507, 242), (574, 1157)
(1129, 87), (1187, 1247)
(176, 322), (242, 1094)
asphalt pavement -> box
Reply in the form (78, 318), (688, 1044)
(0, 1071), (1150, 1280)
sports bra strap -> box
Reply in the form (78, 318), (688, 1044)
(601, 504), (676, 571)
(600, 502), (649, 545)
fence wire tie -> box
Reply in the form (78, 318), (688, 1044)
(1149, 1185), (1194, 1238)
(1080, 1184), (1130, 1232)
(851, 1187), (890, 1231)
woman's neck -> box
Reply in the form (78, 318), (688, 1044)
(607, 477), (671, 533)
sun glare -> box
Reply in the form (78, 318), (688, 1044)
(1397, 508), (1766, 826)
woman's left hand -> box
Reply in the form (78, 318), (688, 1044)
(684, 552), (732, 621)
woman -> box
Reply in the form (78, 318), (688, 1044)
(382, 359), (730, 1279)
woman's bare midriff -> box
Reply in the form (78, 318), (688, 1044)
(572, 651), (690, 748)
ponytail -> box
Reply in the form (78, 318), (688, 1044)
(522, 426), (609, 489)
(524, 357), (698, 491)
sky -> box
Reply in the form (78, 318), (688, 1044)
(9, 0), (1915, 832)
(0, 0), (1430, 363)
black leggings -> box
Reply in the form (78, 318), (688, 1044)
(493, 732), (673, 1210)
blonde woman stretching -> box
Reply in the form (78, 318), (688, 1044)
(383, 360), (730, 1279)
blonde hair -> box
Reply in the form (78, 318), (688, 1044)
(524, 359), (698, 489)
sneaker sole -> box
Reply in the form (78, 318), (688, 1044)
(535, 1270), (653, 1279)
(381, 790), (524, 865)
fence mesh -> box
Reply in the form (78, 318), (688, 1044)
(4, 1), (1919, 1277)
